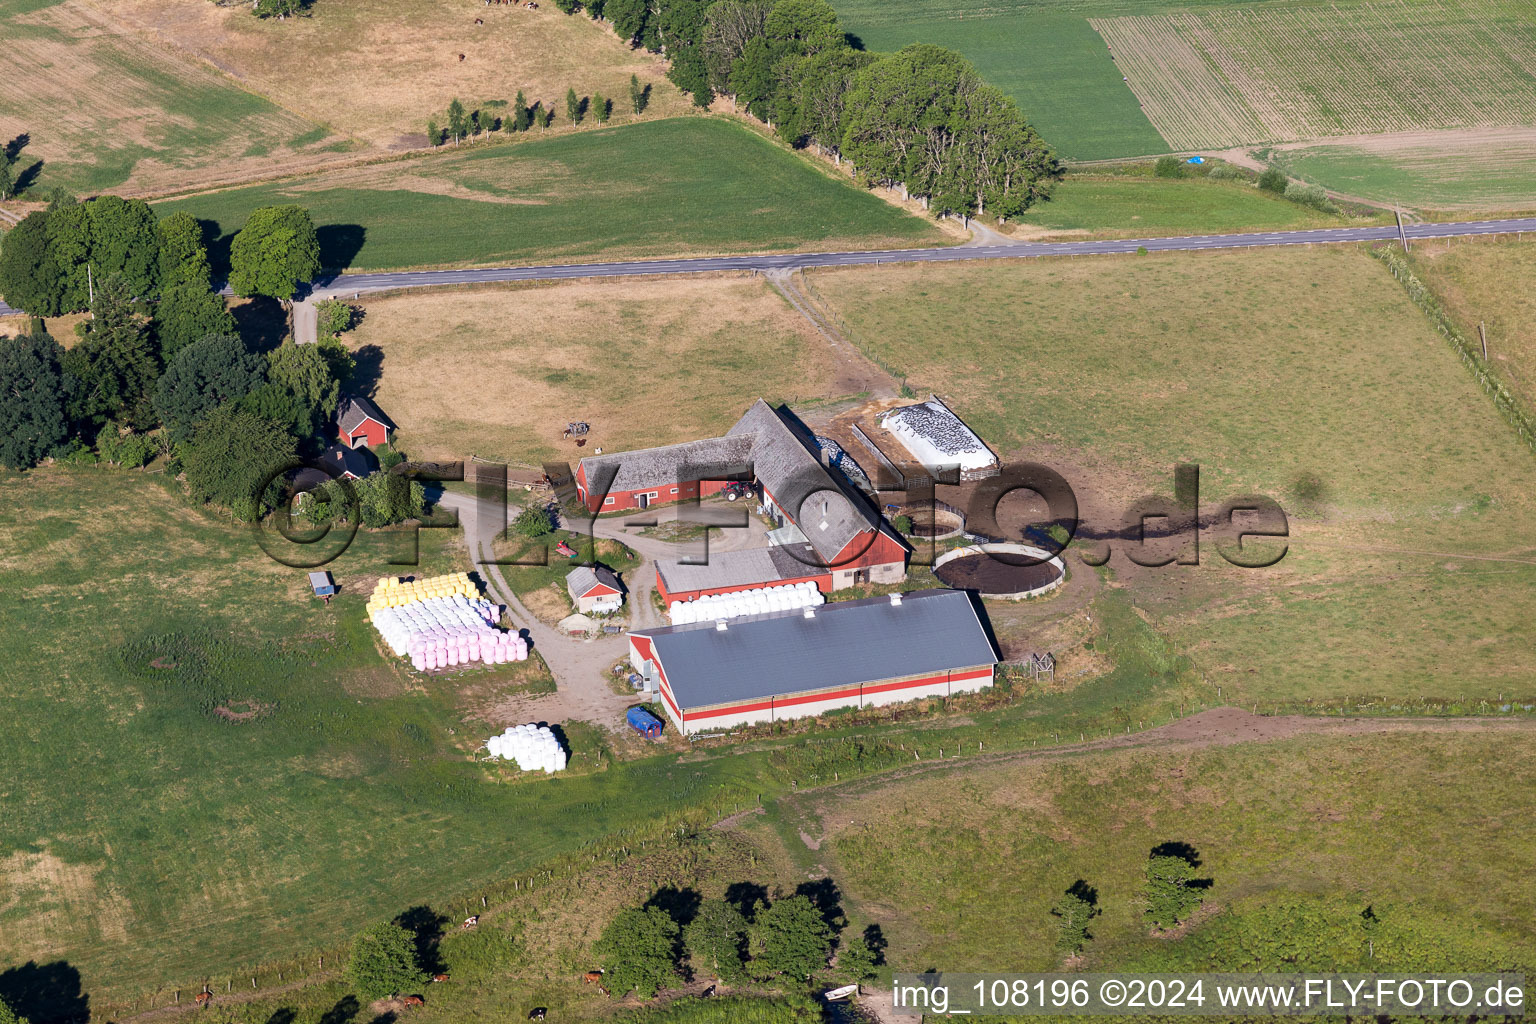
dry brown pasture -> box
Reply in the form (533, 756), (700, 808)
(1411, 235), (1536, 413)
(91, 0), (692, 157)
(0, 0), (347, 195)
(343, 274), (849, 466)
(1094, 0), (1536, 150)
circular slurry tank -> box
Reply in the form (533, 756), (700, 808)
(895, 502), (966, 540)
(933, 543), (1066, 600)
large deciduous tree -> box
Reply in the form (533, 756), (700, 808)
(593, 907), (682, 998)
(155, 281), (237, 363)
(86, 196), (161, 298)
(228, 205), (321, 301)
(0, 329), (71, 470)
(157, 210), (213, 289)
(345, 922), (429, 999)
(0, 212), (63, 316)
(684, 898), (750, 983)
(180, 404), (298, 520)
(842, 44), (1056, 219)
(153, 333), (266, 441)
(266, 340), (344, 436)
(749, 895), (833, 981)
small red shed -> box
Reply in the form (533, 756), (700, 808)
(337, 395), (394, 449)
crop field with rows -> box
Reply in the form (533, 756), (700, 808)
(1093, 0), (1536, 151)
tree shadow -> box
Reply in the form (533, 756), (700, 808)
(645, 885), (702, 928)
(4, 132), (28, 162)
(232, 295), (291, 354)
(13, 159), (44, 198)
(207, 225), (237, 283)
(862, 924), (888, 965)
(347, 343), (385, 398)
(1150, 841), (1201, 868)
(724, 881), (768, 921)
(794, 876), (846, 932)
(1066, 879), (1099, 907)
(395, 904), (451, 974)
(317, 224), (367, 273)
(318, 994), (360, 1024)
(266, 1010), (298, 1024)
(0, 960), (89, 1024)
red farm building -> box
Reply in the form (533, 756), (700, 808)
(574, 401), (908, 601)
(337, 395), (394, 449)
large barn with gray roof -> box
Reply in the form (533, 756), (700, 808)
(628, 588), (998, 735)
(575, 401), (908, 602)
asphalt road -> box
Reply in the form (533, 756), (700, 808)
(4, 216), (1534, 316)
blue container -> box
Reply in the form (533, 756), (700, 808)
(627, 706), (664, 738)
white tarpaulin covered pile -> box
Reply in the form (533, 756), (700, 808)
(486, 724), (568, 773)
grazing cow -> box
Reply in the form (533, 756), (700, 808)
(458, 53), (466, 61)
(401, 995), (426, 1008)
(194, 992), (212, 1008)
(463, 915), (479, 929)
(475, 17), (484, 23)
(431, 974), (450, 983)
(528, 1011), (547, 1022)
(583, 970), (604, 984)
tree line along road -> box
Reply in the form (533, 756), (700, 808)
(3, 217), (1535, 316)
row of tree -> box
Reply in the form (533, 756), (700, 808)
(427, 76), (652, 146)
(594, 885), (881, 999)
(0, 196), (322, 317)
(558, 0), (1058, 220)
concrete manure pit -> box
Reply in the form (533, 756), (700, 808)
(933, 543), (1066, 600)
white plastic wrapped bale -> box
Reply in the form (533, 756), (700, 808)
(668, 582), (823, 624)
(485, 723), (568, 773)
(372, 594), (528, 668)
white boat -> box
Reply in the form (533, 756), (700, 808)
(823, 984), (859, 1002)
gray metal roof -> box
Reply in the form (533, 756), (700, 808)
(566, 565), (621, 599)
(726, 401), (877, 562)
(337, 395), (392, 435)
(632, 589), (997, 710)
(578, 401), (882, 565)
(656, 544), (825, 594)
(579, 436), (754, 494)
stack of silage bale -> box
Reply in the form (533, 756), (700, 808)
(486, 723), (568, 773)
(366, 575), (530, 670)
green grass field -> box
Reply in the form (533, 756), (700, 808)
(1096, 0), (1536, 152)
(0, 464), (1223, 1006)
(0, 0), (347, 194)
(1265, 130), (1536, 210)
(0, 468), (774, 994)
(780, 730), (1536, 973)
(152, 119), (943, 272)
(805, 247), (1536, 700)
(829, 1), (1169, 161)
(1011, 170), (1377, 237)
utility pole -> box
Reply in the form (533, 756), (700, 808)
(87, 263), (94, 305)
(1480, 321), (1489, 361)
